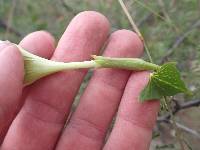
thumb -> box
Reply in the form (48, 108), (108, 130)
(0, 45), (24, 143)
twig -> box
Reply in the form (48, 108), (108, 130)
(159, 119), (200, 139)
(134, 0), (166, 21)
(180, 99), (200, 109)
(175, 121), (200, 139)
(118, 0), (143, 39)
(158, 99), (200, 149)
(118, 0), (153, 63)
(158, 99), (200, 122)
(165, 97), (185, 150)
(157, 0), (179, 32)
(134, 0), (178, 30)
(157, 0), (171, 22)
(161, 19), (200, 63)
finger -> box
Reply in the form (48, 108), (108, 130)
(19, 30), (55, 58)
(0, 41), (13, 53)
(2, 11), (109, 150)
(0, 31), (55, 143)
(0, 30), (55, 57)
(18, 30), (56, 96)
(19, 31), (56, 108)
(19, 31), (56, 99)
(104, 71), (160, 150)
(56, 30), (144, 150)
(0, 46), (24, 143)
(0, 31), (55, 144)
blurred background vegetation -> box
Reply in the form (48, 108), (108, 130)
(0, 0), (200, 149)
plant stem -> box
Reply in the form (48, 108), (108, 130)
(54, 60), (97, 70)
(43, 56), (159, 71)
(118, 0), (153, 63)
(16, 43), (160, 85)
(17, 44), (159, 71)
(93, 55), (159, 70)
(118, 0), (143, 40)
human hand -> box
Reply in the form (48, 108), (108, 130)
(0, 11), (159, 150)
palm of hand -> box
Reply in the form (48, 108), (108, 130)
(0, 11), (159, 150)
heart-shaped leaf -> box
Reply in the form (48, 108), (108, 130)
(152, 62), (188, 96)
(140, 62), (190, 102)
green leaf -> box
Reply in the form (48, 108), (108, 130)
(139, 62), (190, 102)
(152, 62), (188, 96)
(140, 77), (163, 102)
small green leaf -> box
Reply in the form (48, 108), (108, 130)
(140, 76), (163, 102)
(140, 62), (190, 102)
(152, 62), (188, 96)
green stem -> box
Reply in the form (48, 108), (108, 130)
(53, 60), (97, 70)
(92, 55), (159, 70)
(42, 55), (160, 72)
(23, 55), (159, 86)
(16, 44), (160, 85)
